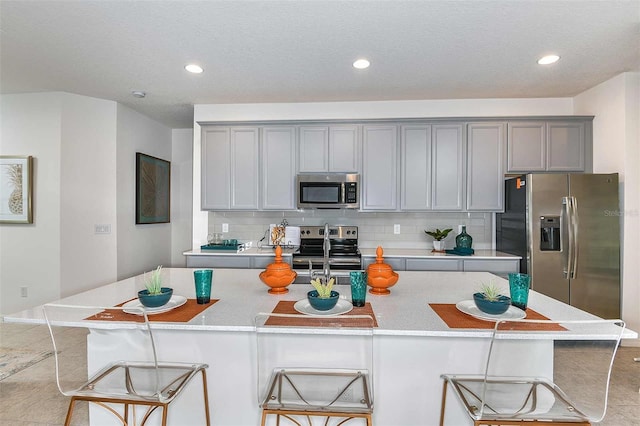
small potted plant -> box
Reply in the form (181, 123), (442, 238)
(473, 280), (511, 315)
(138, 265), (173, 308)
(308, 277), (339, 311)
(425, 228), (453, 252)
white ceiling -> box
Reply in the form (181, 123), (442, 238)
(1, 1), (639, 129)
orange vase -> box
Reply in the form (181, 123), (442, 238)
(366, 246), (399, 295)
(259, 245), (297, 294)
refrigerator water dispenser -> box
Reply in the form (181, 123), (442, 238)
(540, 216), (560, 251)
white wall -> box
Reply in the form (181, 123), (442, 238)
(60, 93), (118, 297)
(574, 72), (640, 344)
(0, 93), (63, 313)
(192, 97), (575, 246)
(171, 129), (193, 266)
(116, 104), (173, 280)
(0, 93), (176, 315)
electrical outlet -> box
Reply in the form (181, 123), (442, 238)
(222, 223), (229, 233)
(458, 224), (463, 233)
(394, 224), (401, 234)
(20, 286), (27, 298)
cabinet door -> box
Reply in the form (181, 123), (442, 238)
(262, 127), (296, 210)
(507, 122), (546, 172)
(362, 125), (398, 210)
(298, 126), (329, 172)
(230, 128), (259, 209)
(547, 121), (585, 171)
(201, 127), (231, 209)
(401, 125), (432, 210)
(432, 124), (464, 210)
(329, 125), (360, 172)
(467, 122), (505, 211)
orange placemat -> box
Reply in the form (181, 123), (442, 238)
(429, 303), (565, 331)
(87, 299), (219, 323)
(266, 301), (378, 328)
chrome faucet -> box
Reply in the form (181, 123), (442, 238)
(322, 223), (331, 282)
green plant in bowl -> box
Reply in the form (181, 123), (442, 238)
(308, 277), (339, 311)
(473, 280), (510, 315)
(138, 266), (173, 308)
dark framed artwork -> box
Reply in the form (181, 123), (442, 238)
(136, 152), (170, 224)
(0, 156), (34, 224)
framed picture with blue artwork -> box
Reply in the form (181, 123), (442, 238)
(0, 156), (33, 224)
(135, 152), (170, 224)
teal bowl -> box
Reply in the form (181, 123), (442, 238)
(307, 290), (340, 311)
(138, 288), (173, 308)
(473, 292), (511, 315)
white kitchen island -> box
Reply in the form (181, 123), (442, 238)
(4, 268), (635, 426)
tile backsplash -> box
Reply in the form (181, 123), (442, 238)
(207, 210), (494, 250)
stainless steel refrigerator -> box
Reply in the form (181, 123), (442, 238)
(496, 173), (621, 318)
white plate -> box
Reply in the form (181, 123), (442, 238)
(455, 300), (526, 322)
(123, 295), (187, 315)
(293, 298), (354, 316)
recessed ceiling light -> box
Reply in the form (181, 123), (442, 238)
(185, 64), (204, 74)
(131, 90), (146, 98)
(353, 59), (370, 69)
(537, 55), (560, 65)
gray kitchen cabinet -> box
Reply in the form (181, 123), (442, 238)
(361, 125), (398, 210)
(431, 124), (465, 210)
(186, 255), (285, 269)
(405, 258), (461, 271)
(546, 121), (585, 171)
(466, 122), (506, 211)
(462, 259), (519, 277)
(298, 125), (360, 173)
(400, 125), (432, 210)
(400, 123), (464, 211)
(507, 120), (587, 172)
(261, 126), (296, 210)
(362, 256), (405, 271)
(201, 126), (259, 210)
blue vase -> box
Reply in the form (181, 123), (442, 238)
(456, 226), (473, 249)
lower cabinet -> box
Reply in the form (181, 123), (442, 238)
(186, 255), (284, 269)
(362, 256), (519, 276)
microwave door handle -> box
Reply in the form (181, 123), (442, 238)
(340, 182), (346, 204)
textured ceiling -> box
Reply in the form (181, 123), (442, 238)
(1, 0), (639, 128)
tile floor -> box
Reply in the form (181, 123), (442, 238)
(1, 321), (639, 425)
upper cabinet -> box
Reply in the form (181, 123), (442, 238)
(507, 120), (588, 173)
(467, 122), (505, 211)
(400, 124), (464, 211)
(261, 126), (296, 210)
(201, 126), (259, 210)
(431, 124), (465, 210)
(298, 125), (360, 173)
(361, 125), (398, 210)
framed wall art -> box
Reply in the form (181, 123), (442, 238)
(0, 156), (33, 224)
(135, 152), (170, 224)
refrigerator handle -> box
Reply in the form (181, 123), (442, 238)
(562, 196), (573, 279)
(570, 196), (579, 279)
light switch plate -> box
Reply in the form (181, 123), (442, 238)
(222, 223), (229, 233)
(394, 224), (400, 234)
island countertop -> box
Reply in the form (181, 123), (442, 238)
(4, 268), (628, 339)
(4, 268), (634, 426)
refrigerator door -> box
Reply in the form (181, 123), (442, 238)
(568, 174), (620, 318)
(528, 174), (571, 304)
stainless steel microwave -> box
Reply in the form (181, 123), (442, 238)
(296, 173), (360, 209)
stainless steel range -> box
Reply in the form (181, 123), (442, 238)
(291, 225), (361, 273)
